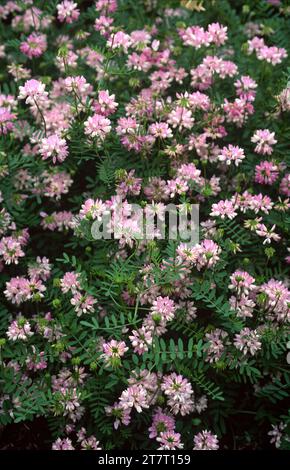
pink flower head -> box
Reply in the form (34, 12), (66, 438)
(208, 22), (228, 46)
(157, 431), (184, 450)
(255, 161), (279, 185)
(52, 438), (75, 450)
(218, 144), (245, 166)
(95, 0), (117, 14)
(168, 106), (194, 130)
(251, 129), (277, 155)
(84, 113), (111, 140)
(18, 79), (48, 105)
(107, 31), (132, 52)
(105, 402), (131, 429)
(279, 174), (290, 197)
(229, 270), (256, 294)
(20, 33), (47, 59)
(119, 384), (149, 413)
(79, 198), (107, 220)
(256, 45), (287, 65)
(7, 318), (34, 341)
(149, 408), (175, 439)
(102, 339), (128, 358)
(60, 271), (81, 293)
(57, 1), (80, 23)
(234, 327), (262, 356)
(193, 430), (219, 450)
(70, 292), (96, 316)
(0, 107), (16, 134)
(150, 296), (176, 322)
(94, 89), (118, 116)
(196, 239), (221, 270)
(39, 134), (69, 164)
(161, 373), (195, 416)
(210, 200), (237, 220)
(149, 122), (173, 139)
(95, 15), (114, 37)
(129, 326), (153, 355)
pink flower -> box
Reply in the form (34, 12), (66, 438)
(229, 270), (256, 294)
(116, 170), (142, 197)
(96, 0), (117, 14)
(102, 339), (128, 358)
(255, 161), (279, 184)
(251, 129), (277, 155)
(193, 430), (219, 450)
(70, 292), (96, 316)
(229, 294), (255, 319)
(52, 438), (75, 450)
(28, 256), (51, 281)
(0, 107), (15, 134)
(4, 276), (31, 304)
(60, 271), (81, 293)
(234, 327), (262, 356)
(148, 408), (175, 439)
(0, 237), (25, 264)
(157, 431), (184, 450)
(223, 98), (254, 126)
(204, 329), (228, 363)
(79, 198), (107, 220)
(107, 31), (132, 52)
(279, 174), (290, 197)
(7, 319), (34, 341)
(129, 327), (153, 355)
(256, 223), (281, 244)
(256, 45), (287, 65)
(95, 16), (114, 37)
(260, 279), (289, 319)
(179, 26), (211, 48)
(39, 134), (68, 164)
(268, 423), (286, 449)
(130, 30), (151, 48)
(218, 144), (245, 166)
(188, 91), (210, 111)
(167, 178), (189, 198)
(176, 243), (199, 264)
(94, 89), (118, 116)
(119, 384), (149, 413)
(208, 22), (228, 46)
(20, 33), (47, 59)
(116, 117), (138, 135)
(177, 163), (201, 181)
(149, 122), (173, 139)
(64, 76), (92, 96)
(168, 106), (194, 130)
(161, 373), (195, 416)
(105, 402), (131, 429)
(234, 75), (257, 101)
(150, 296), (176, 322)
(80, 436), (102, 450)
(196, 239), (221, 270)
(84, 113), (111, 140)
(57, 1), (80, 23)
(18, 79), (47, 105)
(210, 200), (237, 219)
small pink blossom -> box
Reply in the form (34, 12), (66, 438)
(20, 33), (47, 59)
(57, 1), (80, 23)
(39, 134), (68, 164)
(84, 113), (111, 140)
(251, 129), (277, 155)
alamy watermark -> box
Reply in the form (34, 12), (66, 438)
(91, 200), (199, 244)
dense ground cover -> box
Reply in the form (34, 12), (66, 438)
(0, 0), (289, 450)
